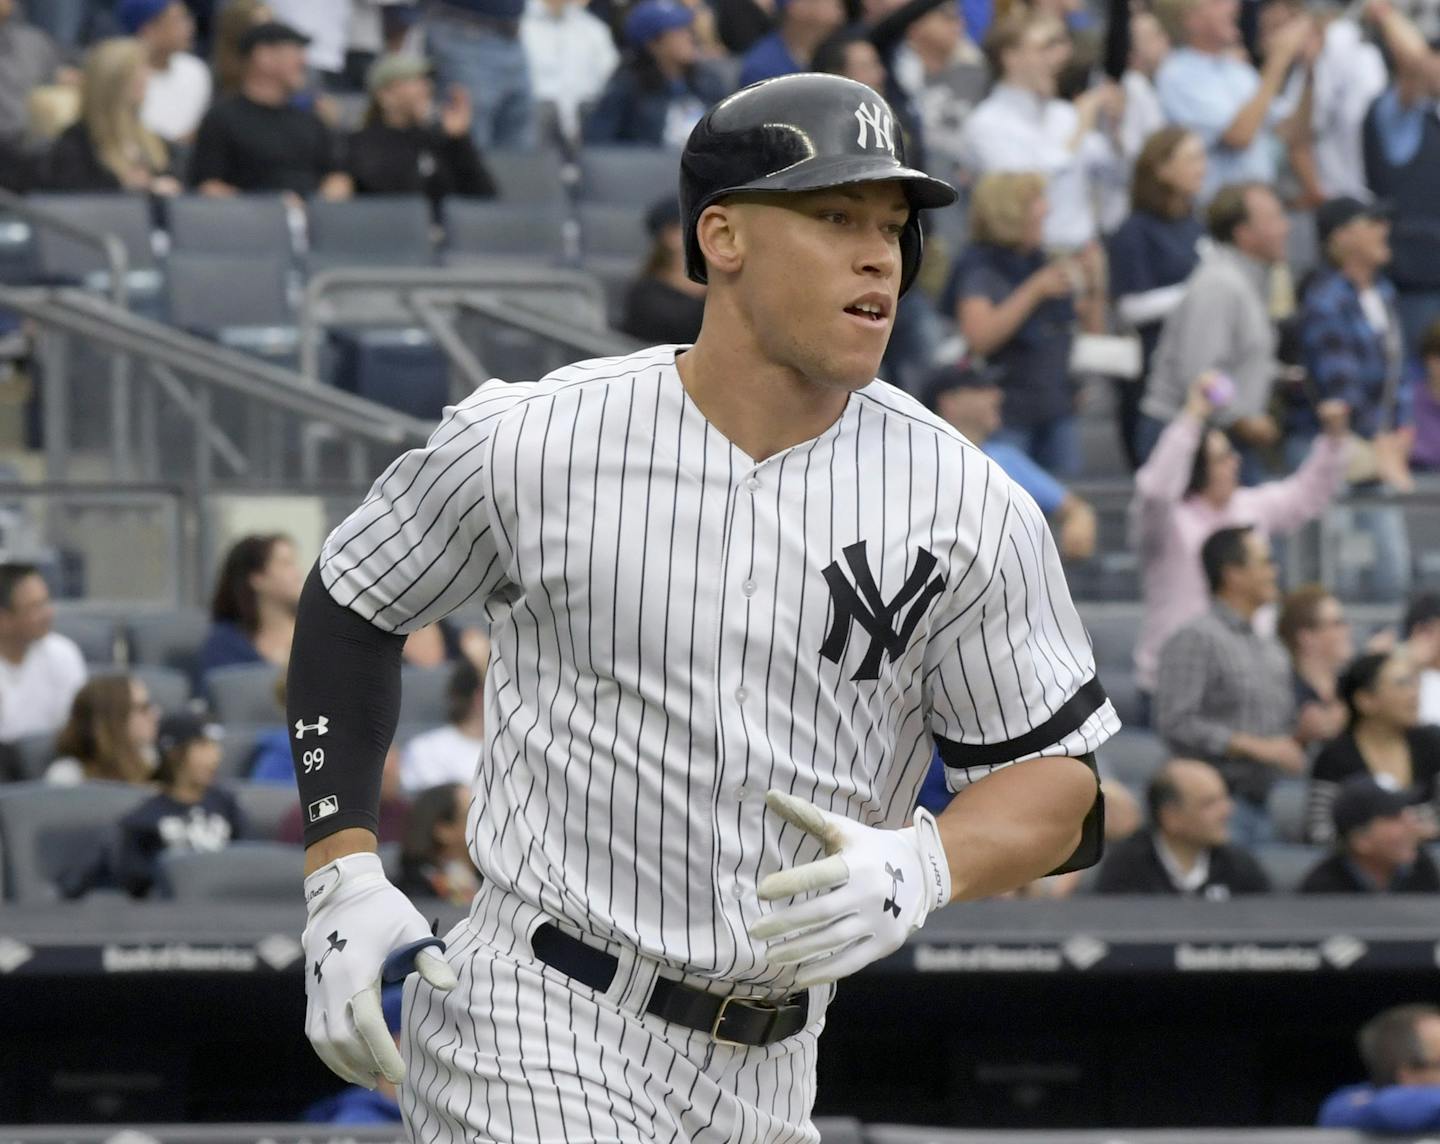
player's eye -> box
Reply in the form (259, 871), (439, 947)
(820, 210), (848, 225)
(883, 222), (906, 239)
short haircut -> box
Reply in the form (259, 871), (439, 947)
(1200, 525), (1253, 594)
(1359, 1004), (1440, 1086)
(969, 171), (1047, 247)
(1421, 318), (1440, 360)
(1145, 762), (1187, 825)
(1207, 182), (1266, 245)
(0, 562), (40, 611)
(1131, 126), (1196, 219)
(1276, 584), (1334, 656)
(1402, 592), (1440, 638)
(812, 28), (867, 75)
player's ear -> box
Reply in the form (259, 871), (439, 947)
(695, 203), (744, 278)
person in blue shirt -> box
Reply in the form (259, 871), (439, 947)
(582, 0), (730, 147)
(1320, 1003), (1440, 1131)
(921, 358), (1097, 561)
(195, 533), (302, 687)
(304, 984), (406, 1124)
(737, 0), (846, 86)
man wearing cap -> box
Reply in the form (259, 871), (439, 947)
(1300, 775), (1440, 893)
(116, 0), (211, 144)
(189, 21), (353, 200)
(923, 359), (1097, 561)
(582, 0), (728, 147)
(345, 55), (495, 217)
(620, 196), (707, 344)
(520, 0), (618, 143)
(738, 0), (847, 86)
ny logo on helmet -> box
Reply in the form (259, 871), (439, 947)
(854, 102), (895, 155)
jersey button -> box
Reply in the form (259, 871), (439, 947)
(741, 579), (756, 597)
(733, 784), (749, 801)
(744, 476), (760, 493)
(731, 881), (747, 899)
(735, 686), (748, 703)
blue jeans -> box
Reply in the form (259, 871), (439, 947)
(426, 17), (535, 151)
(1228, 795), (1276, 848)
(990, 414), (1081, 478)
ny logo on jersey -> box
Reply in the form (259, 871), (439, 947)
(854, 102), (895, 154)
(312, 930), (347, 982)
(882, 863), (904, 918)
(820, 541), (945, 681)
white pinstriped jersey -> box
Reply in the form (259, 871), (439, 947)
(322, 344), (1120, 989)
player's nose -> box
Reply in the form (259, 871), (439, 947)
(854, 226), (900, 282)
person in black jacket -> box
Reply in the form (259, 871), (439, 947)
(620, 197), (705, 345)
(346, 53), (497, 219)
(1095, 757), (1270, 898)
(115, 711), (244, 899)
(1300, 776), (1440, 894)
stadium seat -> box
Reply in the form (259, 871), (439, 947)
(218, 722), (267, 781)
(206, 663), (283, 725)
(1080, 609), (1142, 670)
(232, 782), (298, 842)
(306, 196), (435, 271)
(1268, 778), (1310, 844)
(165, 194), (292, 257)
(442, 200), (570, 261)
(127, 608), (210, 676)
(165, 252), (294, 342)
(0, 780), (148, 902)
(1097, 670), (1144, 726)
(1255, 843), (1324, 892)
(486, 149), (570, 204)
(577, 147), (681, 205)
(51, 610), (122, 664)
(27, 192), (158, 283)
(128, 664), (193, 716)
(578, 203), (650, 261)
(11, 730), (58, 782)
(399, 666), (450, 727)
(1097, 729), (1166, 790)
(160, 840), (303, 901)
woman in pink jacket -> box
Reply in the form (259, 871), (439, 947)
(1130, 374), (1351, 719)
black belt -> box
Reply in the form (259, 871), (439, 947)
(530, 923), (810, 1048)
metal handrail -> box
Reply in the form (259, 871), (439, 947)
(459, 295), (642, 361)
(0, 187), (129, 310)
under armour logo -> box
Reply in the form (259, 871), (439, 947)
(854, 102), (895, 154)
(820, 541), (945, 681)
(882, 863), (904, 918)
(294, 716), (329, 740)
(312, 930), (347, 982)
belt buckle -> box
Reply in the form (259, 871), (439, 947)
(710, 994), (779, 1048)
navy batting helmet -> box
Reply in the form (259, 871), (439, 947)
(679, 73), (957, 297)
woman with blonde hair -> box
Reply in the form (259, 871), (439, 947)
(44, 674), (160, 785)
(42, 37), (180, 195)
(942, 171), (1084, 474)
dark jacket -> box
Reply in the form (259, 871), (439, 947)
(1299, 848), (1440, 893)
(346, 121), (496, 215)
(42, 123), (171, 193)
(582, 57), (729, 147)
(1093, 830), (1271, 898)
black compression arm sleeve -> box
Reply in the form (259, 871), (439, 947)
(287, 562), (406, 847)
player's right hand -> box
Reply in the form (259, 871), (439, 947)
(302, 852), (458, 1089)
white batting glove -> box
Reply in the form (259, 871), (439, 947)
(302, 852), (457, 1088)
(749, 790), (952, 988)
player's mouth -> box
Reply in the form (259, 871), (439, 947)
(842, 293), (892, 329)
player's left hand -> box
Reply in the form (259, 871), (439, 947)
(749, 791), (952, 987)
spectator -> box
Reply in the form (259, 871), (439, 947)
(813, 28), (889, 92)
(400, 658), (485, 793)
(44, 674), (158, 786)
(245, 668), (292, 784)
(1403, 591), (1440, 724)
(519, 0), (619, 143)
(1307, 651), (1440, 844)
(922, 358), (1097, 561)
(890, 0), (989, 184)
(1137, 183), (1292, 476)
(402, 619), (491, 671)
(737, 0), (846, 86)
(1319, 1004), (1440, 1131)
(196, 534), (302, 681)
(0, 0), (68, 148)
(944, 172), (1086, 476)
(264, 0), (355, 87)
(278, 742), (410, 844)
(396, 783), (480, 906)
(211, 0), (272, 96)
(40, 38), (182, 196)
(1107, 126), (1207, 469)
(714, 0), (777, 55)
(1131, 377), (1348, 711)
(114, 712), (241, 898)
(1299, 775), (1440, 892)
(0, 563), (86, 743)
(1153, 0), (1311, 201)
(1411, 319), (1440, 472)
(424, 0), (535, 151)
(583, 0), (727, 147)
(189, 21), (353, 199)
(118, 0), (213, 144)
(1277, 584), (1352, 749)
(346, 54), (496, 217)
(1154, 526), (1304, 844)
(958, 10), (1122, 252)
(1117, 9), (1169, 166)
(304, 984), (405, 1124)
(1094, 757), (1270, 897)
(621, 197), (706, 345)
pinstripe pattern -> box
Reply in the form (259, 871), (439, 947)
(323, 344), (1119, 1140)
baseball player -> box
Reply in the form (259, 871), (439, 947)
(288, 73), (1120, 1143)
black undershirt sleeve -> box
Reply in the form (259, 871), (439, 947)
(1051, 751), (1105, 875)
(286, 562), (406, 847)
